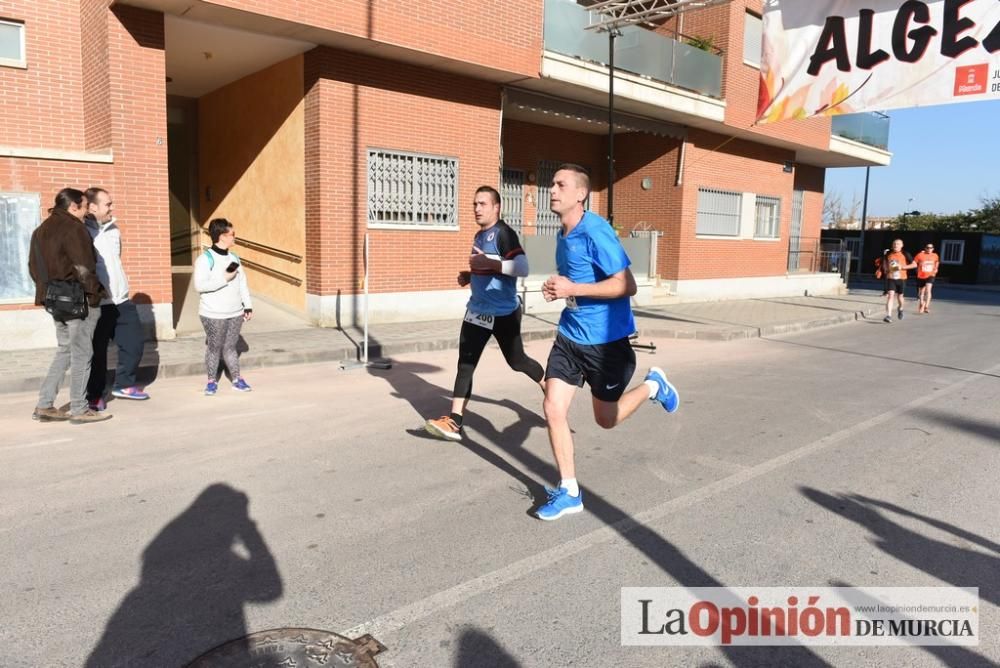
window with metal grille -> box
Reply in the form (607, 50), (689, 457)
(0, 193), (41, 302)
(501, 169), (524, 232)
(0, 19), (25, 68)
(696, 188), (741, 236)
(941, 239), (965, 265)
(367, 149), (458, 228)
(743, 12), (762, 67)
(754, 195), (781, 239)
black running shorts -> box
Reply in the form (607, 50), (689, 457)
(545, 333), (636, 402)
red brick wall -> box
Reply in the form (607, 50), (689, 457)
(304, 46), (503, 297)
(676, 127), (797, 280)
(81, 0), (112, 151)
(0, 0), (86, 150)
(0, 4), (171, 308)
(105, 6), (170, 304)
(205, 0), (541, 78)
(612, 133), (682, 279)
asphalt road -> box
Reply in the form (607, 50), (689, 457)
(2, 287), (998, 667)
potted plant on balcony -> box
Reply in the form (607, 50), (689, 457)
(685, 35), (715, 52)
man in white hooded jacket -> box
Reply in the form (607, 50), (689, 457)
(85, 187), (149, 409)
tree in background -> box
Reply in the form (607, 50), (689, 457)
(823, 191), (862, 229)
(894, 195), (1000, 232)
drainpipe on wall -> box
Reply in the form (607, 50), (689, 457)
(675, 139), (686, 186)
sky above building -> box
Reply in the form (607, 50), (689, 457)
(824, 98), (1000, 219)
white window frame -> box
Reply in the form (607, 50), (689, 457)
(367, 148), (459, 230)
(743, 11), (762, 69)
(941, 239), (965, 265)
(753, 195), (781, 240)
(696, 187), (742, 237)
(0, 19), (26, 69)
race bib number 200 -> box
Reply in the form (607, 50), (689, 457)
(464, 309), (494, 330)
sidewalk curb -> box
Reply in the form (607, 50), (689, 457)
(0, 304), (885, 395)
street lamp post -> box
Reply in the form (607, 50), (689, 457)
(607, 28), (620, 227)
(858, 166), (870, 276)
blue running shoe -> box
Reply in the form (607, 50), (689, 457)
(646, 366), (679, 413)
(232, 378), (252, 392)
(535, 486), (584, 521)
(204, 381), (218, 396)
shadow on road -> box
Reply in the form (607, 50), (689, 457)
(453, 627), (522, 667)
(915, 408), (1000, 445)
(368, 360), (450, 417)
(85, 483), (283, 667)
(371, 360), (832, 665)
(759, 338), (1000, 380)
(801, 488), (999, 608)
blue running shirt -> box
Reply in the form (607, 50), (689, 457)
(555, 211), (635, 344)
(467, 221), (524, 317)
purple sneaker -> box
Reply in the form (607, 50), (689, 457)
(232, 378), (252, 392)
(88, 397), (107, 412)
(111, 386), (149, 401)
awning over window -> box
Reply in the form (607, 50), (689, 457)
(504, 88), (687, 139)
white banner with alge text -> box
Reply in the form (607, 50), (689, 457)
(757, 0), (1000, 123)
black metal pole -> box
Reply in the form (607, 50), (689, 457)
(608, 29), (616, 227)
(858, 165), (870, 276)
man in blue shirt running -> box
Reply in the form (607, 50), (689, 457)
(424, 186), (546, 441)
(536, 164), (679, 521)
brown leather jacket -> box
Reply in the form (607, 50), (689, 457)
(28, 208), (106, 307)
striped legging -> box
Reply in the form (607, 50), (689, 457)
(200, 315), (244, 381)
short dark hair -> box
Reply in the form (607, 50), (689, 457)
(84, 187), (108, 204)
(555, 163), (591, 194)
(208, 218), (233, 243)
(475, 185), (501, 206)
(50, 188), (85, 214)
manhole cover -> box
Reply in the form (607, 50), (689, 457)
(186, 628), (385, 667)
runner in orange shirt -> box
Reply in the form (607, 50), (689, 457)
(913, 243), (940, 314)
(883, 238), (917, 323)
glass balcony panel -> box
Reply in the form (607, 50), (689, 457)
(543, 0), (722, 99)
(831, 112), (891, 150)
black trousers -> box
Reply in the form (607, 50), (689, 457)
(86, 301), (145, 400)
(454, 307), (544, 400)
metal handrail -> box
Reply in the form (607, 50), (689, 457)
(200, 245), (302, 286)
(199, 229), (303, 263)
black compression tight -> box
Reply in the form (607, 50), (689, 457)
(453, 307), (544, 400)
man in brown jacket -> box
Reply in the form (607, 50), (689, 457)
(28, 188), (111, 424)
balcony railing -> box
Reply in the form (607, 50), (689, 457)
(831, 111), (890, 150)
(543, 0), (723, 99)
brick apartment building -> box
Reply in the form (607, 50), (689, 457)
(0, 0), (891, 349)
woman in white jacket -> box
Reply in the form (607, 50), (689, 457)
(193, 218), (253, 395)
